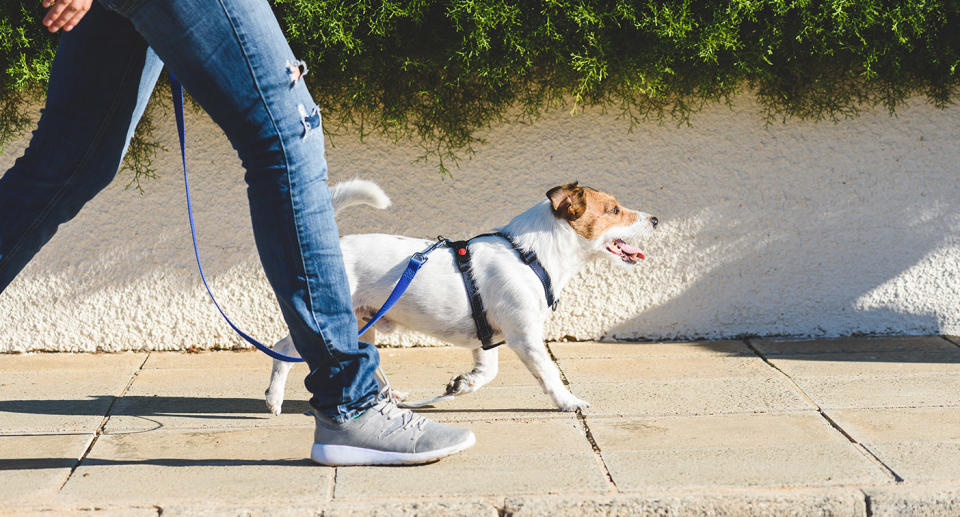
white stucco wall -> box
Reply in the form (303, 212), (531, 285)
(1, 94), (959, 353)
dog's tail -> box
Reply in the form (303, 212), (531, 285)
(330, 178), (391, 215)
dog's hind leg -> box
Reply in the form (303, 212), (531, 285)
(265, 335), (300, 415)
(445, 347), (499, 396)
(507, 332), (589, 412)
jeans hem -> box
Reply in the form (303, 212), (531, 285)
(318, 393), (379, 424)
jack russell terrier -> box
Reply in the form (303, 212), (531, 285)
(265, 179), (658, 413)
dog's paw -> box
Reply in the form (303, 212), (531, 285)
(265, 389), (283, 416)
(445, 372), (481, 396)
(556, 396), (590, 412)
(388, 389), (409, 403)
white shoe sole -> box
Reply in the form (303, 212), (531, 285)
(310, 431), (476, 466)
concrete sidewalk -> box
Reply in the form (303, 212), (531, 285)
(2, 336), (960, 516)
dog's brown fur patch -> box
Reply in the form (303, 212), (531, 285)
(547, 183), (639, 240)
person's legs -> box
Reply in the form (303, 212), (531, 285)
(97, 0), (382, 420)
(0, 2), (162, 292)
(106, 0), (474, 464)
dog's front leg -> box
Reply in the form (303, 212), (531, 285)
(265, 335), (299, 415)
(445, 347), (499, 396)
(507, 335), (589, 412)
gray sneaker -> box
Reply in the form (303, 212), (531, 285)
(310, 398), (476, 466)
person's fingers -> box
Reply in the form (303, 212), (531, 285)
(43, 0), (73, 30)
(60, 4), (90, 32)
(43, 0), (91, 32)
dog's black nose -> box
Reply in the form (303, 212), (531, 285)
(650, 216), (658, 228)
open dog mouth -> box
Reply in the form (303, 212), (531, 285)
(606, 238), (645, 263)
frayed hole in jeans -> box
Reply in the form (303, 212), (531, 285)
(287, 59), (308, 86)
(299, 104), (321, 139)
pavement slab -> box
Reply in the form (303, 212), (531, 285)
(0, 507), (159, 517)
(586, 413), (890, 489)
(103, 365), (314, 433)
(754, 337), (960, 411)
(379, 347), (540, 388)
(504, 489), (868, 516)
(0, 352), (147, 372)
(161, 500), (501, 517)
(2, 338), (960, 514)
(549, 340), (754, 359)
(558, 355), (776, 383)
(404, 386), (568, 422)
(556, 345), (813, 417)
(0, 433), (93, 505)
(0, 353), (146, 434)
(142, 349), (288, 370)
(830, 408), (960, 482)
(572, 377), (813, 417)
(58, 426), (330, 506)
(332, 420), (608, 499)
(751, 335), (956, 355)
(865, 483), (960, 517)
(765, 349), (960, 378)
(788, 373), (960, 410)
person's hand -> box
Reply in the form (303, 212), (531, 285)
(42, 0), (92, 33)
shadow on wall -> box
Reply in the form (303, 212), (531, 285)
(592, 99), (960, 341)
(1, 95), (959, 350)
(606, 192), (958, 341)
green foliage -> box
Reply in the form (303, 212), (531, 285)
(2, 1), (958, 181)
(0, 3), (54, 152)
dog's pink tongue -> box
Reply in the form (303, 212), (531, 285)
(617, 240), (645, 260)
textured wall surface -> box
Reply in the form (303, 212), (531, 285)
(1, 95), (959, 352)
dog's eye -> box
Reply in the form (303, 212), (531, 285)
(608, 207), (620, 215)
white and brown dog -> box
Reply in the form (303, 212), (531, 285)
(265, 179), (657, 413)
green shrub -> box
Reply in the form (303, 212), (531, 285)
(2, 1), (958, 181)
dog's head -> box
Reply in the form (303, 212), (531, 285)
(547, 182), (658, 265)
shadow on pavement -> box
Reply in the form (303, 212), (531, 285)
(0, 457), (314, 471)
(0, 396), (310, 419)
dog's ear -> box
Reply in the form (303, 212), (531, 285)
(547, 182), (586, 221)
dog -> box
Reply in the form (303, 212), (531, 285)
(265, 179), (658, 413)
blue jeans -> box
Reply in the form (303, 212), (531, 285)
(0, 0), (380, 422)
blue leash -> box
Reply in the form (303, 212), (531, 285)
(169, 73), (435, 362)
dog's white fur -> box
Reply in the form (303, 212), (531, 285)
(265, 178), (657, 413)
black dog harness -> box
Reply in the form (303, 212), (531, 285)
(443, 232), (558, 350)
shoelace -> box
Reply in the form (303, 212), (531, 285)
(373, 369), (426, 436)
(376, 398), (426, 432)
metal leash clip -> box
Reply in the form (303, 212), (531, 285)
(411, 235), (448, 264)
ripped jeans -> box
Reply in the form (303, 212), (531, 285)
(0, 0), (380, 422)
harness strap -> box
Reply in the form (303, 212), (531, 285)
(446, 233), (559, 350)
(446, 239), (499, 349)
(491, 232), (558, 310)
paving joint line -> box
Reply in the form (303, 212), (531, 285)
(743, 339), (904, 484)
(546, 343), (619, 493)
(56, 352), (152, 493)
(939, 335), (960, 348)
(860, 488), (874, 517)
(330, 467), (338, 500)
